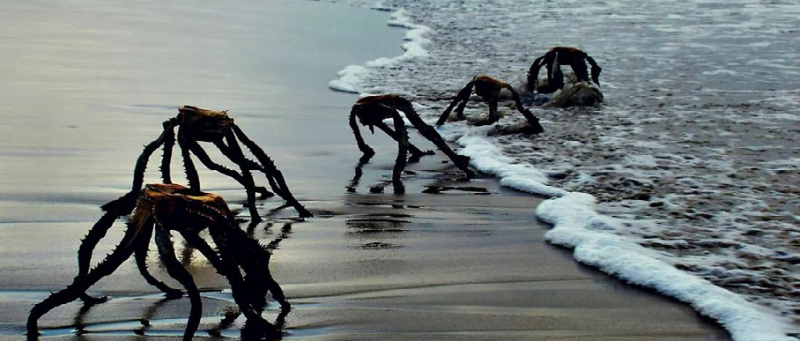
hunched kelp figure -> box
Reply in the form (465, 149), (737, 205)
(27, 184), (289, 341)
(526, 46), (602, 94)
(105, 105), (311, 223)
(349, 94), (476, 183)
(435, 75), (545, 134)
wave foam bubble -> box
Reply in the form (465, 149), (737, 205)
(439, 123), (797, 341)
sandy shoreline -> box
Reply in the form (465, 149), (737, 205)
(0, 0), (730, 340)
(0, 159), (730, 340)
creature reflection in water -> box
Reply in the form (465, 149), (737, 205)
(346, 156), (406, 194)
(27, 184), (290, 341)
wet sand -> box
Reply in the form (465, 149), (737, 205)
(0, 1), (728, 340)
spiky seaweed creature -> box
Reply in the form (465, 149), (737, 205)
(27, 184), (289, 341)
(349, 94), (476, 183)
(109, 105), (311, 222)
(436, 75), (544, 134)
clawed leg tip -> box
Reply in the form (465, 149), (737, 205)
(25, 330), (42, 340)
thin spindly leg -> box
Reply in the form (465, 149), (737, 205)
(349, 108), (375, 157)
(400, 106), (476, 179)
(131, 121), (177, 195)
(182, 232), (279, 315)
(374, 122), (434, 159)
(185, 138), (262, 222)
(177, 129), (201, 191)
(437, 98), (463, 125)
(551, 53), (565, 89)
(182, 230), (265, 313)
(184, 140), (249, 188)
(102, 123), (177, 213)
(527, 56), (545, 93)
(76, 211), (118, 304)
(213, 140), (273, 198)
(505, 84), (544, 134)
(453, 97), (470, 121)
(227, 228), (290, 309)
(220, 132), (263, 223)
(473, 97), (499, 126)
(391, 112), (409, 184)
(570, 60), (591, 83)
(436, 81), (474, 125)
(232, 125), (312, 218)
(207, 224), (282, 339)
(134, 226), (182, 298)
(154, 227), (201, 341)
(587, 56), (602, 86)
(488, 97), (499, 124)
(161, 125), (176, 184)
(27, 219), (148, 334)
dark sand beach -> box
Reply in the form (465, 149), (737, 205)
(0, 1), (729, 340)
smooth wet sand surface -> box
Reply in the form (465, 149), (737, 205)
(0, 1), (728, 340)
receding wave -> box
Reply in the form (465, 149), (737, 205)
(326, 0), (800, 340)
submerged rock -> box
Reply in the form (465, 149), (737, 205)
(545, 81), (604, 108)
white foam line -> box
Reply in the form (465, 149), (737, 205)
(328, 8), (432, 95)
(539, 194), (797, 341)
(436, 123), (797, 341)
(325, 2), (798, 339)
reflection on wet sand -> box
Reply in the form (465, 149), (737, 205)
(347, 155), (407, 195)
(345, 190), (412, 250)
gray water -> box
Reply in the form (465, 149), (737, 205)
(329, 0), (800, 330)
(0, 0), (406, 206)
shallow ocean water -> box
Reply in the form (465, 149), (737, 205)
(329, 0), (800, 336)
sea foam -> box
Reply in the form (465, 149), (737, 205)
(442, 123), (798, 341)
(328, 9), (431, 95)
(327, 1), (800, 339)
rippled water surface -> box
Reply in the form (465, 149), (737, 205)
(332, 0), (800, 329)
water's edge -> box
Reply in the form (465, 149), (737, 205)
(326, 2), (799, 340)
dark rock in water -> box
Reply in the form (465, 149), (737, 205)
(545, 82), (604, 108)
